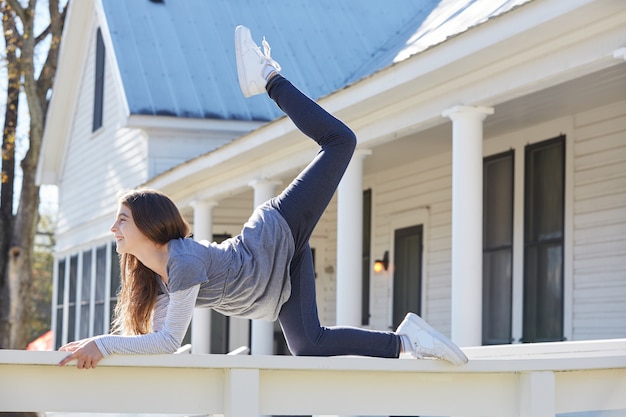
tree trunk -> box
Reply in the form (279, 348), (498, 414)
(8, 143), (41, 348)
(0, 0), (20, 349)
(0, 0), (67, 349)
(8, 13), (43, 347)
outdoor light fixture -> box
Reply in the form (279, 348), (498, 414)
(373, 251), (389, 273)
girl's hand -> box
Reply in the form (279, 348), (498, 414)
(58, 339), (104, 369)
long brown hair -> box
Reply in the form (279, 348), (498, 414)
(111, 188), (190, 335)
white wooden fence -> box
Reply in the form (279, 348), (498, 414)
(1, 338), (625, 416)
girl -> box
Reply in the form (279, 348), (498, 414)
(59, 26), (468, 369)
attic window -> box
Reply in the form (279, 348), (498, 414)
(93, 28), (105, 132)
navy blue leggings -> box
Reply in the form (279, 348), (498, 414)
(267, 76), (400, 358)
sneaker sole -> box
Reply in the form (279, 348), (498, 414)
(405, 313), (469, 366)
(234, 25), (253, 97)
(235, 25), (266, 98)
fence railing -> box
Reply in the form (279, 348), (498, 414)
(1, 338), (625, 416)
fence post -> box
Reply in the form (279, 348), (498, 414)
(519, 371), (555, 417)
(224, 368), (260, 417)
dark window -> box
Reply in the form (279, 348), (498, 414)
(67, 255), (78, 341)
(109, 244), (120, 326)
(210, 311), (229, 354)
(93, 28), (105, 132)
(362, 189), (372, 325)
(55, 259), (66, 349)
(79, 250), (92, 339)
(94, 245), (107, 335)
(523, 136), (565, 342)
(482, 151), (514, 345)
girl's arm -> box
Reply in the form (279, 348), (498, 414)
(93, 284), (199, 355)
(152, 292), (170, 332)
(58, 285), (200, 368)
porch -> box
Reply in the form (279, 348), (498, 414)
(1, 339), (625, 417)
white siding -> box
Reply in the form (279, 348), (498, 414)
(572, 100), (626, 340)
(172, 140), (623, 345)
(341, 101), (626, 342)
(56, 21), (148, 251)
(147, 131), (236, 178)
(367, 149), (453, 334)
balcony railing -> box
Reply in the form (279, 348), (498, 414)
(1, 338), (625, 416)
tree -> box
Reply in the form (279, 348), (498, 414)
(0, 0), (67, 350)
(28, 212), (55, 343)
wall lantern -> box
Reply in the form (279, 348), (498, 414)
(373, 251), (389, 273)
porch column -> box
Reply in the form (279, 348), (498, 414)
(190, 199), (218, 354)
(336, 149), (371, 326)
(443, 105), (493, 347)
(250, 178), (281, 355)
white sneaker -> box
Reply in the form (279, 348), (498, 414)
(235, 25), (281, 97)
(396, 312), (468, 366)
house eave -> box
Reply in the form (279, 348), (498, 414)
(125, 114), (264, 137)
(143, 0), (626, 208)
(37, 0), (96, 186)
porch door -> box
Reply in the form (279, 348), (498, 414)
(393, 225), (423, 328)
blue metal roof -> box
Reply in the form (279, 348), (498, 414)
(101, 0), (528, 122)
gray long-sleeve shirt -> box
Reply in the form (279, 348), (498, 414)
(94, 203), (295, 356)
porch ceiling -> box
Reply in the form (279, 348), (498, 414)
(178, 61), (626, 221)
(363, 62), (626, 174)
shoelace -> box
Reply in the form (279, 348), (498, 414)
(261, 36), (282, 72)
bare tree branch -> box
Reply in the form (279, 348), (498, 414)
(49, 0), (60, 18)
(34, 0), (64, 44)
(34, 23), (51, 44)
(4, 0), (28, 29)
(36, 2), (68, 104)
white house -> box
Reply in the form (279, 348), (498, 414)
(39, 0), (626, 365)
